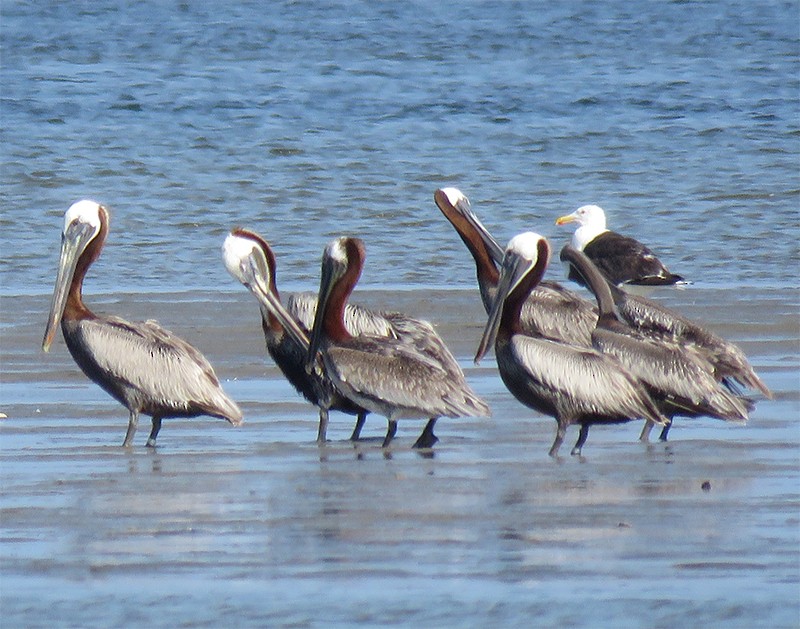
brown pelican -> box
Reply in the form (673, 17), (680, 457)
(305, 236), (490, 448)
(556, 204), (685, 286)
(42, 200), (242, 447)
(223, 228), (371, 442)
(434, 187), (762, 406)
(560, 245), (752, 442)
(474, 232), (668, 457)
(550, 206), (765, 398)
(608, 285), (771, 404)
(434, 187), (597, 347)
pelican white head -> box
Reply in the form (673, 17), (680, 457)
(222, 232), (260, 283)
(64, 199), (103, 234)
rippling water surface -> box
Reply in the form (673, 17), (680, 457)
(2, 1), (798, 294)
(1, 1), (799, 627)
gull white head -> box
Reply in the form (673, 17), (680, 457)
(555, 205), (608, 250)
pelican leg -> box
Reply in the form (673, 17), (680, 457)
(571, 424), (590, 456)
(658, 418), (673, 442)
(146, 415), (163, 448)
(412, 418), (439, 449)
(122, 410), (139, 447)
(549, 422), (566, 457)
(349, 411), (368, 441)
(317, 408), (330, 443)
(639, 420), (654, 443)
(382, 419), (398, 448)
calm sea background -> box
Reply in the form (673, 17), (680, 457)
(1, 0), (798, 295)
(1, 2), (799, 628)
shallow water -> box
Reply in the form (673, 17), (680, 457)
(1, 286), (799, 628)
(1, 0), (799, 626)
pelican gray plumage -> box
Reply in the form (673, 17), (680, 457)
(556, 204), (685, 286)
(606, 282), (771, 404)
(289, 292), (469, 440)
(474, 232), (668, 457)
(560, 245), (756, 442)
(42, 200), (242, 447)
(433, 187), (760, 406)
(305, 236), (490, 448)
(435, 187), (597, 347)
(223, 228), (371, 442)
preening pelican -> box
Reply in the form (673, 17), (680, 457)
(434, 187), (597, 347)
(474, 232), (667, 457)
(560, 245), (752, 442)
(556, 204), (685, 286)
(223, 228), (371, 442)
(306, 237), (490, 448)
(42, 200), (242, 447)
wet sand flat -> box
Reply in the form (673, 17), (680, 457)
(1, 288), (798, 628)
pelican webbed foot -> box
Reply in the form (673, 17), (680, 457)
(412, 418), (439, 449)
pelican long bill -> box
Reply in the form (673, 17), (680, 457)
(474, 247), (531, 364)
(242, 245), (310, 351)
(305, 248), (339, 374)
(42, 219), (99, 352)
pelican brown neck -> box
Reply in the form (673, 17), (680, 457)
(69, 206), (108, 313)
(502, 237), (550, 334)
(559, 245), (616, 318)
(305, 237), (364, 371)
(434, 188), (501, 289)
(475, 235), (549, 363)
(328, 238), (365, 337)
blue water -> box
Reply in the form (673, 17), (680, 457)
(1, 3), (799, 628)
(1, 0), (798, 296)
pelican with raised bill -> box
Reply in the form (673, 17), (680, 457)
(556, 204), (686, 287)
(434, 187), (597, 347)
(42, 200), (243, 447)
(474, 232), (668, 457)
(305, 236), (490, 449)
